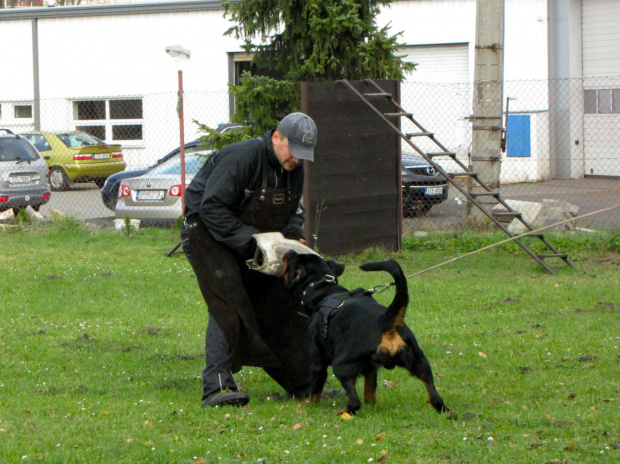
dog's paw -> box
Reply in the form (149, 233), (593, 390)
(444, 408), (457, 420)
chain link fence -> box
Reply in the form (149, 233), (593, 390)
(1, 78), (619, 233)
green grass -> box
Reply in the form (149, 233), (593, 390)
(1, 220), (619, 463)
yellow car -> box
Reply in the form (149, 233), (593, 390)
(21, 131), (126, 191)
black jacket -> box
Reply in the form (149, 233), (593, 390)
(184, 131), (305, 256)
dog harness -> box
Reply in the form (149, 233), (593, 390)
(317, 288), (371, 339)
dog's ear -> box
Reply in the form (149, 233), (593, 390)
(326, 260), (346, 277)
(282, 250), (298, 264)
(283, 250), (300, 287)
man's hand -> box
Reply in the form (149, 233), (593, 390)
(281, 223), (305, 241)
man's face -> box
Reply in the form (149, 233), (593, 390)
(272, 131), (301, 171)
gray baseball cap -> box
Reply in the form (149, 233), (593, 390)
(276, 112), (318, 161)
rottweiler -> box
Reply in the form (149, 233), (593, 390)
(283, 251), (450, 416)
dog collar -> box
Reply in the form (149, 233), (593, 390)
(300, 274), (337, 306)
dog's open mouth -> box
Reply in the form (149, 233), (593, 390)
(246, 232), (318, 277)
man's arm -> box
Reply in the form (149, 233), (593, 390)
(198, 144), (261, 257)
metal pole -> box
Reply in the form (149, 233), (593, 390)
(178, 70), (186, 213)
(32, 18), (41, 131)
(469, 0), (505, 220)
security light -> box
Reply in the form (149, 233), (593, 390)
(165, 45), (191, 59)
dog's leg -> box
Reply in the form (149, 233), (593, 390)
(363, 370), (378, 404)
(334, 375), (362, 415)
(308, 363), (328, 404)
(398, 327), (450, 414)
(305, 340), (329, 404)
(417, 367), (448, 413)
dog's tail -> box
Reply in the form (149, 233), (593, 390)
(359, 259), (409, 330)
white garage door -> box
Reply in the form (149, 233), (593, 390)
(582, 0), (620, 177)
(402, 43), (469, 83)
(399, 44), (471, 164)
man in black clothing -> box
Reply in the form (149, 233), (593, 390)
(182, 113), (317, 407)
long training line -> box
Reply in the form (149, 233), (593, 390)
(370, 203), (620, 293)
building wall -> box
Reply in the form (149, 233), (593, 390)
(1, 1), (618, 178)
(379, 0), (548, 84)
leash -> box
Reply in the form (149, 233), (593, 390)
(368, 203), (620, 294)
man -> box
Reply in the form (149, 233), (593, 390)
(182, 113), (317, 407)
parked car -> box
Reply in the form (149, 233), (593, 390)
(101, 140), (201, 212)
(0, 129), (51, 214)
(115, 151), (211, 224)
(21, 131), (126, 191)
(401, 153), (449, 217)
(101, 123), (241, 211)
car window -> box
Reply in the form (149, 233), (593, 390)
(22, 133), (51, 152)
(0, 137), (40, 162)
(148, 152), (211, 176)
(58, 132), (105, 148)
(185, 145), (204, 154)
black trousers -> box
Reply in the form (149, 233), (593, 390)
(182, 221), (311, 400)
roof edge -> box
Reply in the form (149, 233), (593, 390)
(0, 1), (226, 21)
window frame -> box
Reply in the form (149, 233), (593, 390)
(14, 104), (33, 119)
(584, 88), (620, 115)
(72, 98), (144, 144)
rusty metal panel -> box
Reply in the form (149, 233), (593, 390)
(301, 80), (401, 256)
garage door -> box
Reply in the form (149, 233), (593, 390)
(582, 0), (620, 177)
(401, 43), (469, 83)
(399, 43), (470, 164)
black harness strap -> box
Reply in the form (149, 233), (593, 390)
(257, 138), (292, 202)
(317, 288), (372, 339)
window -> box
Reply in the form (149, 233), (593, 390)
(613, 90), (620, 114)
(22, 133), (51, 152)
(584, 89), (620, 114)
(75, 100), (105, 120)
(73, 98), (143, 142)
(14, 105), (33, 119)
(76, 125), (106, 141)
(110, 99), (143, 119)
(584, 90), (597, 114)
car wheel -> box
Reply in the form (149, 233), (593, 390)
(403, 202), (433, 218)
(49, 167), (69, 191)
(94, 177), (107, 188)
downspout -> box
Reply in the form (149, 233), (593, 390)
(32, 17), (41, 131)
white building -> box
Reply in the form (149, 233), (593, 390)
(0, 0), (618, 178)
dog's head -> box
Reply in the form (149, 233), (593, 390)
(282, 250), (345, 291)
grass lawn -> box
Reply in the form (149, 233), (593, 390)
(1, 219), (618, 463)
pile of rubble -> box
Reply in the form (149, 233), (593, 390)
(0, 206), (61, 229)
(492, 199), (582, 233)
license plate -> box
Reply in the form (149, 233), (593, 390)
(425, 186), (443, 196)
(136, 190), (165, 200)
(93, 153), (110, 160)
(10, 176), (30, 183)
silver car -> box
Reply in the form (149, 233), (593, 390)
(115, 150), (211, 224)
(0, 129), (51, 214)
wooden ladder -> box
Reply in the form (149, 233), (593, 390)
(340, 79), (574, 275)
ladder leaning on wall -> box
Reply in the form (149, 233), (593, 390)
(339, 79), (573, 275)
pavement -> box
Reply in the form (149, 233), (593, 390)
(36, 178), (620, 231)
(405, 177), (620, 231)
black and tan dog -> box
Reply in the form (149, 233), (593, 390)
(283, 251), (450, 416)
